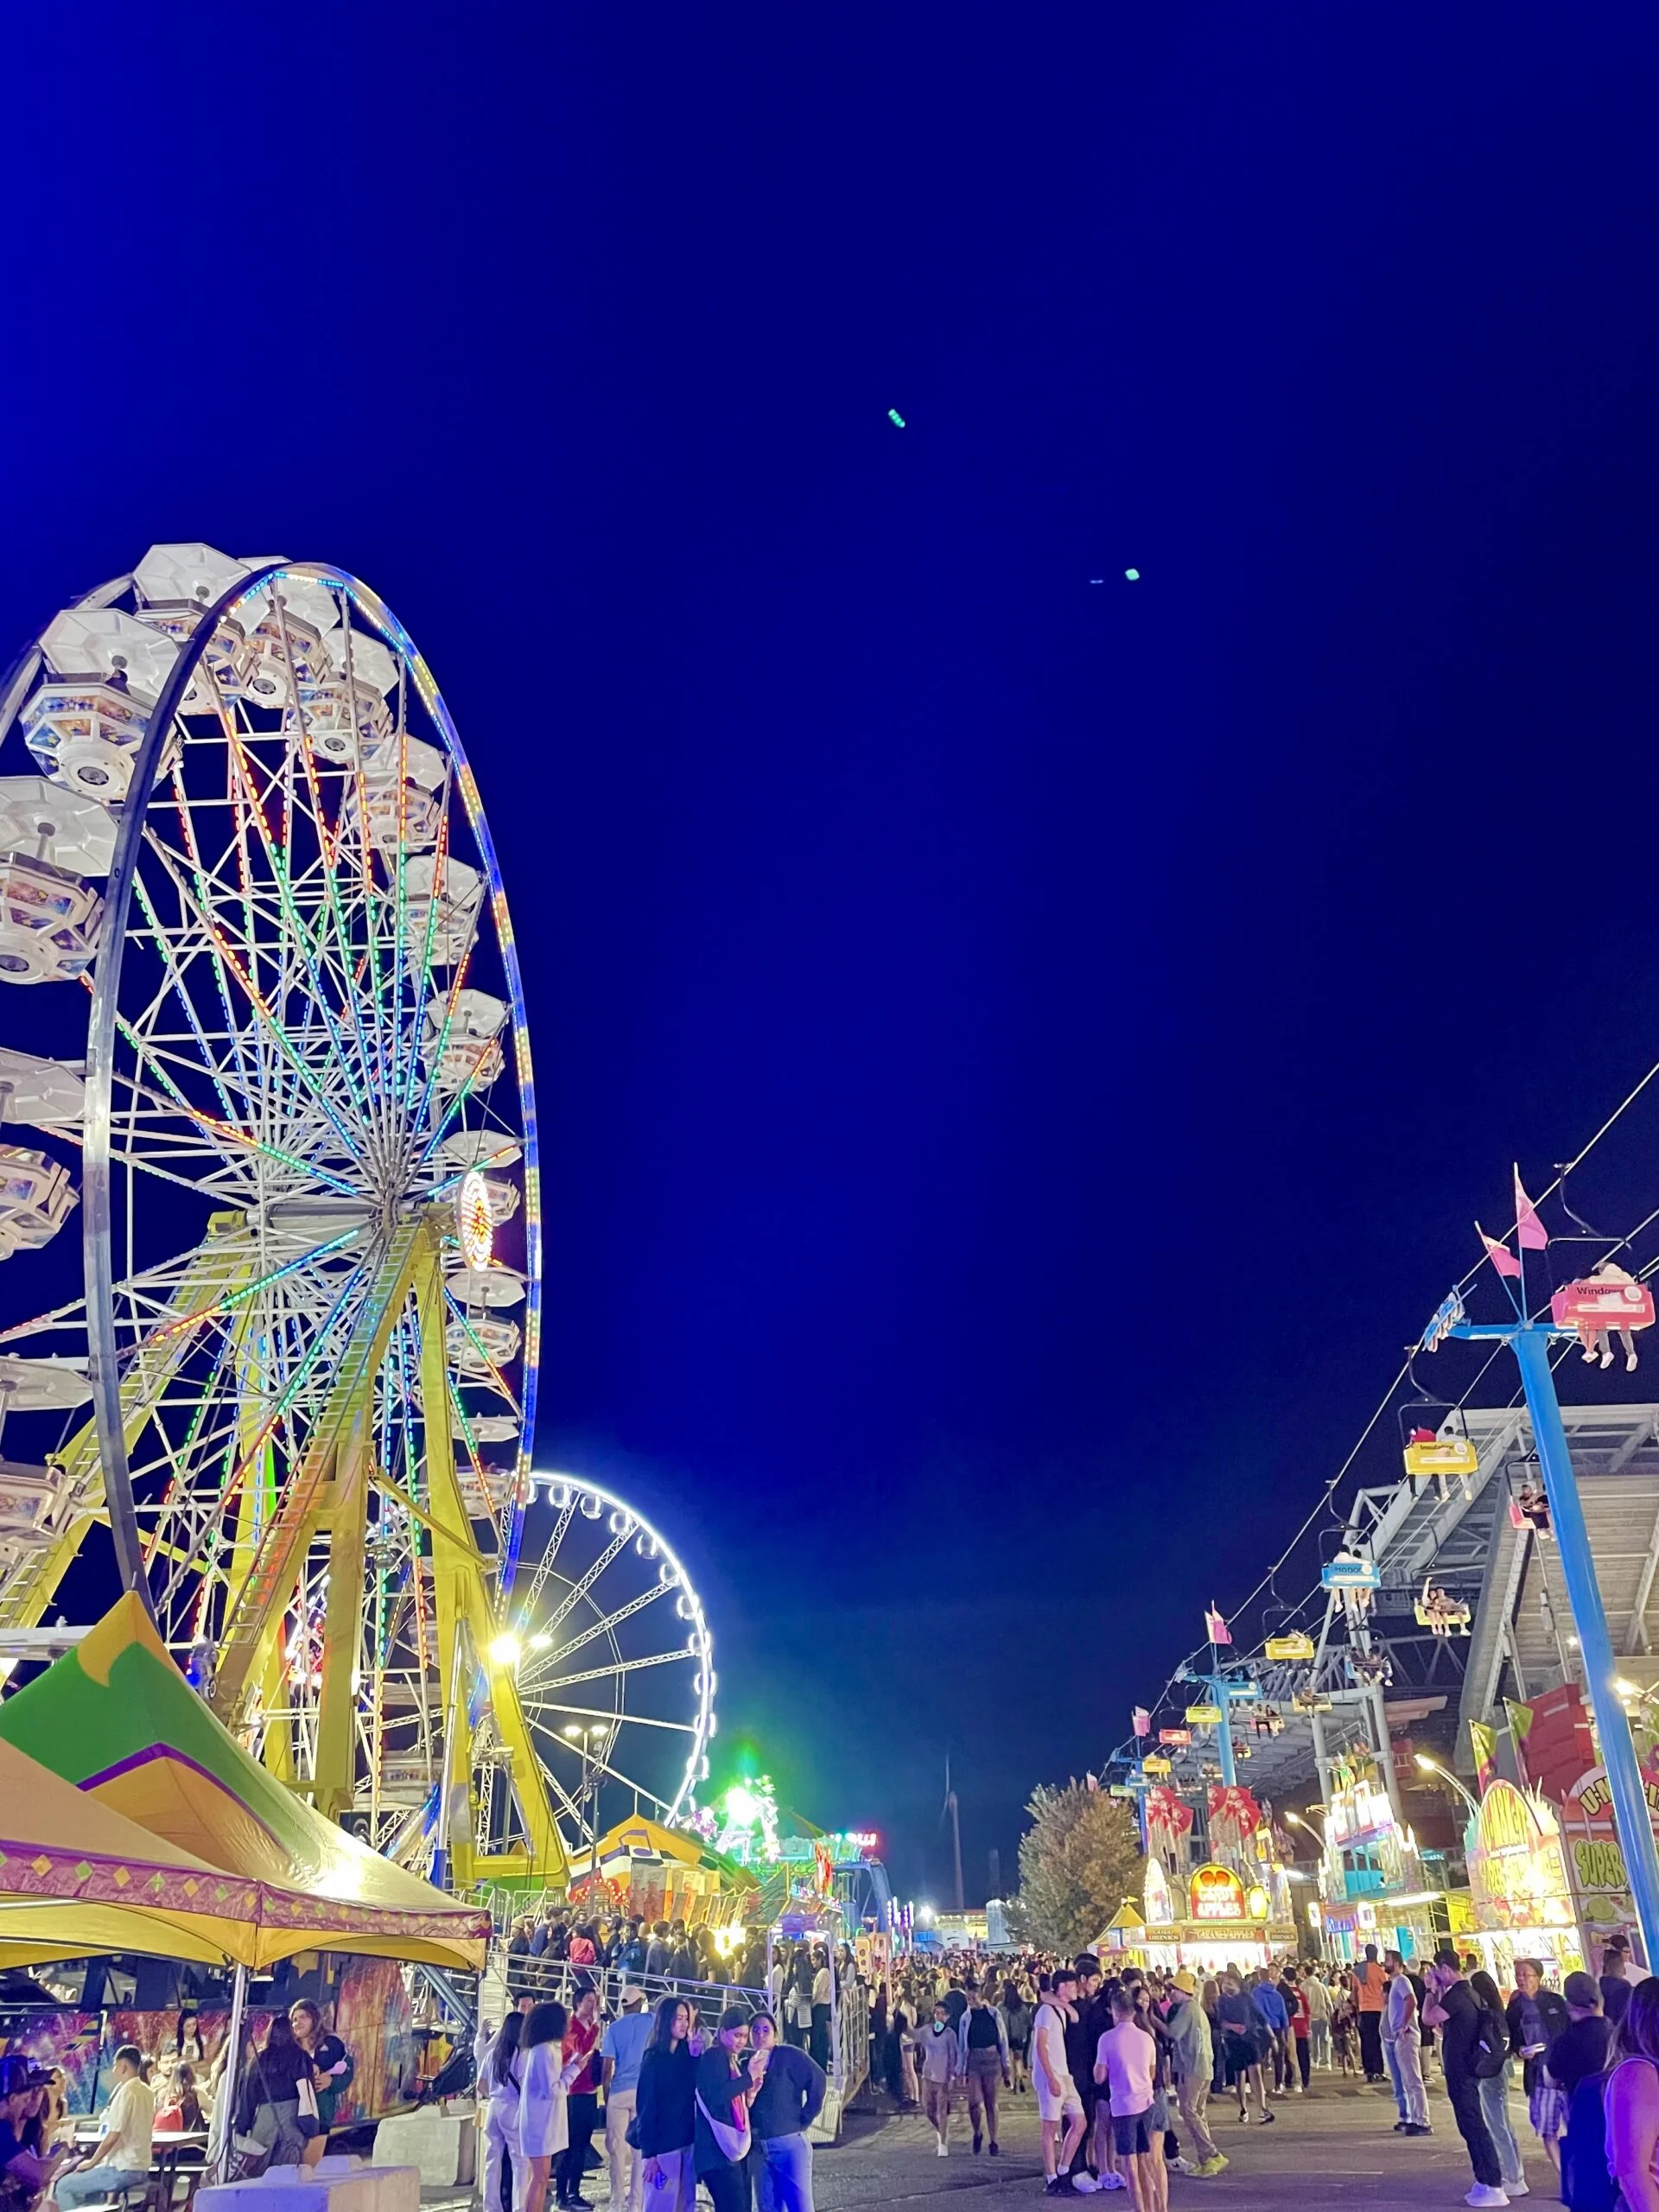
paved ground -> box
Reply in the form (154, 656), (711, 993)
(807, 2072), (1549, 2210)
(445, 2068), (1551, 2210)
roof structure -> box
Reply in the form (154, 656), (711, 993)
(1190, 1402), (1659, 1809)
(0, 1595), (489, 1967)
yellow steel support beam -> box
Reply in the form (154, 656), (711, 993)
(212, 1217), (429, 1731)
(413, 1236), (566, 1887)
(313, 1402), (371, 1819)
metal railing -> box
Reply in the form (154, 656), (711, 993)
(491, 1949), (766, 2022)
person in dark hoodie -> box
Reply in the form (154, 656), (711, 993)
(744, 2012), (825, 2211)
(1427, 1948), (1508, 2209)
(1507, 1955), (1571, 2177)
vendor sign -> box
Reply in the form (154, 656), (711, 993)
(1189, 1863), (1248, 1921)
(1469, 1779), (1577, 1935)
(1558, 1765), (1659, 1930)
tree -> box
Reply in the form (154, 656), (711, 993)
(1004, 1779), (1143, 1955)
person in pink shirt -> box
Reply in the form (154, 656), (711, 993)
(1095, 1991), (1165, 2212)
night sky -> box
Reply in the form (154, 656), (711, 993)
(5, 3), (1659, 1907)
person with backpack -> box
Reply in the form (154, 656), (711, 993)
(1548, 1973), (1613, 2209)
(1426, 1948), (1510, 2208)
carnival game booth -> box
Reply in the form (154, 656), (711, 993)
(1101, 1859), (1296, 1976)
(1554, 1764), (1656, 1972)
(1465, 1778), (1586, 1984)
(0, 1598), (488, 2149)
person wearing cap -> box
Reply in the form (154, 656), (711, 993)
(1162, 1975), (1224, 2178)
(601, 1988), (652, 2212)
(51, 2046), (152, 2212)
(0, 2058), (68, 2212)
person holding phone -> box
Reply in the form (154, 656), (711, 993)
(1505, 1958), (1568, 2173)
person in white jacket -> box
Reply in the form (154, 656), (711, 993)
(515, 2003), (588, 2212)
(480, 2015), (523, 2212)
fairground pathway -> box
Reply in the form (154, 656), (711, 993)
(805, 2069), (1547, 2210)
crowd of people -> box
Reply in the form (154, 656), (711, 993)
(0, 1999), (357, 2212)
(479, 1980), (829, 2212)
(505, 1913), (780, 1999)
(866, 1934), (1659, 2209)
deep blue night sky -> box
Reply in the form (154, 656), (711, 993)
(6, 3), (1659, 1904)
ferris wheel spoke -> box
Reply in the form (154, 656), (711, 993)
(526, 1700), (699, 1735)
(527, 1527), (632, 1642)
(518, 1581), (674, 1683)
(131, 825), (371, 1166)
(530, 1648), (695, 1695)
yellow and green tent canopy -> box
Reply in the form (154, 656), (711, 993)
(0, 1595), (488, 1970)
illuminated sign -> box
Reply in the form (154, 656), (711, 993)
(1470, 1781), (1577, 1936)
(457, 1171), (493, 1269)
(1328, 1777), (1395, 1847)
(1142, 1756), (1172, 1776)
(1185, 1704), (1224, 1725)
(1321, 1555), (1381, 1592)
(1189, 1863), (1247, 1922)
(1246, 1885), (1270, 1920)
(1159, 1728), (1192, 1747)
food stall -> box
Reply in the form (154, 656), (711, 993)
(1554, 1764), (1656, 1973)
(1465, 1777), (1585, 1983)
(1101, 1858), (1295, 1974)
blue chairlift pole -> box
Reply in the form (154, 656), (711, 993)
(1449, 1308), (1659, 1966)
(1213, 1674), (1237, 1789)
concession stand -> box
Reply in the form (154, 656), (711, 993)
(1465, 1777), (1586, 1983)
(1103, 1857), (1295, 1974)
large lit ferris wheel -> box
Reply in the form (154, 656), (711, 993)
(0, 545), (715, 1879)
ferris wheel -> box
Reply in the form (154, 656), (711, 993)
(0, 546), (711, 1878)
(477, 1471), (716, 1857)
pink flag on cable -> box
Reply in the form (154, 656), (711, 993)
(1514, 1166), (1548, 1250)
(1205, 1605), (1231, 1644)
(1477, 1224), (1523, 1279)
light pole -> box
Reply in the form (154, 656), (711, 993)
(1413, 1752), (1481, 1821)
(563, 1722), (607, 1850)
(1435, 1299), (1659, 1966)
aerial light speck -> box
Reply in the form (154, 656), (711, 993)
(1125, 568), (1141, 581)
(887, 409), (906, 427)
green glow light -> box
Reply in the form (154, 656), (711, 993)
(887, 409), (906, 428)
(1125, 568), (1141, 581)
